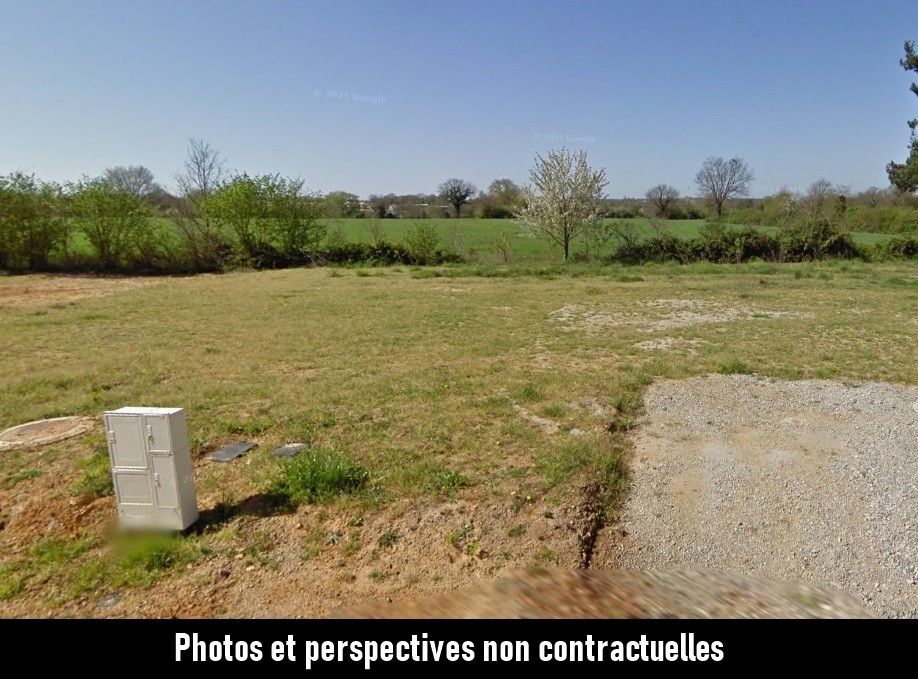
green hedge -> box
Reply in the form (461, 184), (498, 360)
(611, 223), (917, 264)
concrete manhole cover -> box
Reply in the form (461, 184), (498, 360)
(0, 416), (94, 451)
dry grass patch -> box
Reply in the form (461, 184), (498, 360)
(0, 260), (915, 616)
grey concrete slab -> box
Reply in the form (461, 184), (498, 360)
(272, 443), (308, 457)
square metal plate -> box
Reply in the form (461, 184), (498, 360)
(209, 441), (257, 462)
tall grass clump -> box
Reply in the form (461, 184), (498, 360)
(265, 449), (369, 505)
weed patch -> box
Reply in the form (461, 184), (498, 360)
(428, 468), (471, 493)
(264, 449), (369, 505)
(2, 469), (44, 489)
(515, 383), (544, 402)
(718, 359), (754, 375)
(377, 531), (399, 548)
(72, 447), (113, 497)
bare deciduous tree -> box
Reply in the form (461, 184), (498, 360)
(801, 178), (848, 220)
(175, 138), (226, 201)
(515, 147), (608, 261)
(171, 139), (228, 270)
(694, 157), (754, 219)
(644, 183), (680, 218)
(103, 165), (160, 198)
(438, 178), (477, 218)
(856, 186), (890, 208)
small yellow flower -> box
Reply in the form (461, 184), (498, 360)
(510, 491), (517, 497)
(526, 495), (533, 502)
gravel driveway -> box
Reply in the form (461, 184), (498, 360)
(602, 374), (918, 618)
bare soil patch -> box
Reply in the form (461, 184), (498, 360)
(552, 299), (812, 334)
(633, 337), (708, 354)
(0, 274), (162, 310)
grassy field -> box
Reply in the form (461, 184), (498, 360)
(325, 217), (897, 259)
(0, 259), (915, 616)
(62, 217), (898, 267)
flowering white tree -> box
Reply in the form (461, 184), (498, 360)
(516, 148), (608, 261)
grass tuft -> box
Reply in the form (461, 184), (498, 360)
(2, 469), (44, 490)
(264, 449), (370, 505)
(428, 468), (471, 492)
(718, 359), (753, 375)
(72, 447), (114, 497)
(514, 382), (544, 402)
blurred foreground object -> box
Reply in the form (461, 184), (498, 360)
(331, 568), (873, 618)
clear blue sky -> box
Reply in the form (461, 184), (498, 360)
(1, 0), (916, 198)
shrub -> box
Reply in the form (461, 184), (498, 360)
(402, 222), (442, 265)
(322, 240), (396, 265)
(368, 240), (413, 264)
(477, 203), (515, 219)
(0, 172), (68, 271)
(124, 221), (176, 272)
(683, 204), (707, 220)
(689, 226), (781, 263)
(664, 203), (702, 220)
(69, 177), (151, 271)
(581, 220), (621, 260)
(779, 219), (859, 261)
(199, 173), (324, 267)
(730, 207), (765, 226)
(605, 205), (637, 219)
(173, 216), (236, 272)
(321, 237), (460, 267)
(620, 231), (687, 263)
(490, 233), (512, 262)
(870, 236), (918, 260)
(840, 205), (918, 234)
(609, 223), (866, 265)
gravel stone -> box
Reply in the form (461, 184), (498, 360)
(609, 374), (918, 618)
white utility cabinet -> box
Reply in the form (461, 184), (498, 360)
(103, 407), (198, 530)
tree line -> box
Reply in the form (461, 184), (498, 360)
(1, 144), (916, 273)
(2, 41), (916, 273)
(0, 139), (468, 273)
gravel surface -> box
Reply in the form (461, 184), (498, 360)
(606, 375), (918, 618)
